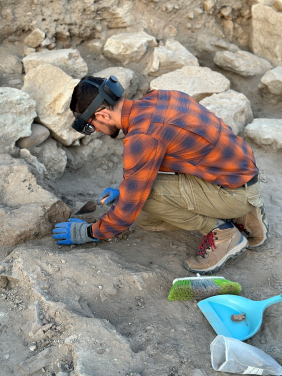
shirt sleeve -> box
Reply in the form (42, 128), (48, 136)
(91, 134), (166, 239)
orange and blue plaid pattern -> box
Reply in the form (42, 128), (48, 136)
(91, 90), (258, 239)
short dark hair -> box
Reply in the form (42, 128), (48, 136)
(70, 76), (117, 114)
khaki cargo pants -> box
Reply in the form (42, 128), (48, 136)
(136, 173), (263, 235)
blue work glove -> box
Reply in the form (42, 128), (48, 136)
(99, 187), (120, 205)
(53, 218), (99, 245)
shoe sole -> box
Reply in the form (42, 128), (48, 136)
(248, 205), (269, 250)
(184, 235), (248, 275)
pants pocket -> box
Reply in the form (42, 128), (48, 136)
(247, 194), (264, 207)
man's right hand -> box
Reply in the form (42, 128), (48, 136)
(99, 187), (120, 205)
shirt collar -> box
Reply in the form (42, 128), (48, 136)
(121, 99), (134, 135)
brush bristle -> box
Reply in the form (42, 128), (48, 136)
(167, 278), (241, 301)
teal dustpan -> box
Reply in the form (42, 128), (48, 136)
(198, 294), (282, 341)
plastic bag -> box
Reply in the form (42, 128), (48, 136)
(210, 335), (282, 375)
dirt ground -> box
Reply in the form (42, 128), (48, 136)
(1, 42), (282, 376)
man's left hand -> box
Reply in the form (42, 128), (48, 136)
(53, 218), (99, 245)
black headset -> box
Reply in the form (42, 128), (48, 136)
(71, 75), (124, 134)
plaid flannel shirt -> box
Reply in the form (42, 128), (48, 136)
(91, 90), (258, 239)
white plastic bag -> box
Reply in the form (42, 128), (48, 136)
(210, 335), (282, 375)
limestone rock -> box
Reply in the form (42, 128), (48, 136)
(259, 67), (282, 98)
(102, 2), (135, 29)
(19, 148), (48, 182)
(30, 138), (67, 180)
(24, 46), (36, 56)
(145, 39), (199, 76)
(214, 50), (272, 77)
(251, 4), (282, 66)
(273, 0), (282, 11)
(103, 32), (157, 64)
(245, 119), (282, 151)
(0, 46), (23, 75)
(211, 39), (240, 52)
(200, 90), (253, 135)
(0, 88), (36, 153)
(22, 64), (82, 146)
(150, 66), (230, 102)
(0, 154), (71, 248)
(19, 347), (55, 375)
(22, 49), (88, 79)
(84, 39), (103, 55)
(23, 28), (45, 48)
(17, 123), (50, 150)
(93, 67), (138, 98)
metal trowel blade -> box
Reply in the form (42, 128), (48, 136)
(75, 201), (97, 215)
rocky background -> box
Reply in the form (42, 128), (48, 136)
(0, 0), (282, 375)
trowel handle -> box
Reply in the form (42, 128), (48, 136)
(261, 295), (282, 310)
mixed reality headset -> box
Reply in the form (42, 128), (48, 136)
(71, 75), (124, 135)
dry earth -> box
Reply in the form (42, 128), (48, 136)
(0, 1), (282, 375)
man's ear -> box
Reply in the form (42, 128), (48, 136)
(95, 110), (110, 122)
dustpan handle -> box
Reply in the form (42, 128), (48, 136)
(261, 295), (282, 310)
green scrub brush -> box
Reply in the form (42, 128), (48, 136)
(168, 273), (241, 302)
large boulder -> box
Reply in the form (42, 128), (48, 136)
(200, 90), (253, 135)
(259, 67), (282, 101)
(214, 50), (273, 77)
(245, 119), (282, 151)
(103, 31), (157, 64)
(0, 154), (71, 250)
(145, 39), (199, 76)
(22, 49), (88, 79)
(93, 67), (138, 98)
(0, 88), (36, 154)
(150, 66), (230, 101)
(22, 64), (83, 146)
(250, 4), (282, 66)
(30, 138), (67, 180)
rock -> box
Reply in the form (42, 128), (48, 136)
(273, 0), (282, 11)
(19, 347), (55, 375)
(63, 139), (105, 170)
(211, 39), (240, 52)
(23, 28), (45, 48)
(150, 66), (230, 102)
(251, 4), (282, 66)
(0, 154), (71, 248)
(22, 49), (88, 79)
(259, 67), (282, 100)
(145, 39), (199, 76)
(22, 64), (82, 146)
(0, 276), (8, 288)
(0, 46), (23, 74)
(30, 138), (67, 180)
(8, 79), (22, 85)
(19, 149), (48, 182)
(84, 39), (103, 55)
(103, 31), (157, 64)
(17, 123), (50, 150)
(24, 46), (36, 56)
(2, 246), (150, 375)
(0, 88), (36, 154)
(245, 119), (282, 151)
(93, 67), (138, 98)
(214, 50), (272, 77)
(31, 138), (67, 180)
(104, 2), (135, 29)
(200, 90), (253, 135)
